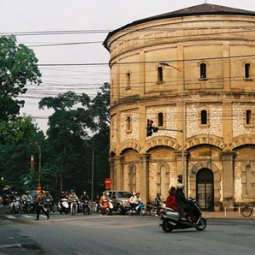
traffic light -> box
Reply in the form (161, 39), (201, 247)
(147, 119), (153, 136)
(153, 126), (158, 133)
(178, 175), (182, 183)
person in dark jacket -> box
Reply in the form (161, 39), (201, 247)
(35, 190), (50, 220)
(176, 183), (193, 221)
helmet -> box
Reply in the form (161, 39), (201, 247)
(136, 192), (140, 196)
(70, 189), (74, 193)
(106, 192), (110, 196)
(177, 183), (184, 189)
(133, 192), (136, 196)
(83, 191), (86, 194)
(46, 191), (49, 195)
(25, 191), (29, 194)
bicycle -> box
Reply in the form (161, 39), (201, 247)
(241, 204), (253, 217)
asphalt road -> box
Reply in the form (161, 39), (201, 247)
(1, 206), (255, 255)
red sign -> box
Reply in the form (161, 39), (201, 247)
(104, 178), (112, 189)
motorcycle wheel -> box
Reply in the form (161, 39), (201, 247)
(116, 204), (124, 215)
(150, 208), (157, 216)
(196, 218), (207, 231)
(71, 205), (76, 215)
(162, 219), (173, 233)
(84, 207), (88, 215)
(140, 209), (146, 216)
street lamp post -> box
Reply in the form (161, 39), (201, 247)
(159, 62), (185, 194)
(91, 140), (95, 201)
(31, 143), (41, 189)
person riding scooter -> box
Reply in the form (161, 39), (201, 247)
(129, 192), (139, 210)
(80, 191), (91, 214)
(176, 183), (195, 221)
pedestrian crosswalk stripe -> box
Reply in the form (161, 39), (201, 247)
(6, 215), (16, 219)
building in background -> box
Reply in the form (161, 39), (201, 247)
(103, 3), (255, 211)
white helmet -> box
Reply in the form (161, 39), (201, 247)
(177, 183), (184, 189)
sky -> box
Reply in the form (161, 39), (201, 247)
(1, 0), (255, 133)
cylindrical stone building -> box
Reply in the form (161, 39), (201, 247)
(103, 3), (255, 211)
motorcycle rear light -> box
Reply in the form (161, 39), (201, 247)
(160, 210), (166, 215)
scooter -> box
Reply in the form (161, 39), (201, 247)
(45, 198), (52, 213)
(9, 198), (22, 214)
(58, 198), (69, 214)
(24, 198), (35, 214)
(100, 199), (113, 215)
(80, 200), (90, 215)
(70, 200), (78, 215)
(129, 200), (146, 216)
(159, 198), (207, 233)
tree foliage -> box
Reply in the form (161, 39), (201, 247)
(0, 35), (41, 121)
(37, 84), (110, 197)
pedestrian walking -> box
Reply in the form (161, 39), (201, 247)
(35, 190), (50, 220)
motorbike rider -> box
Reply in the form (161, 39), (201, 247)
(8, 191), (16, 213)
(165, 186), (178, 211)
(176, 183), (195, 221)
(21, 191), (34, 212)
(130, 192), (140, 211)
(45, 191), (54, 212)
(68, 190), (78, 214)
(154, 193), (162, 217)
(80, 191), (91, 214)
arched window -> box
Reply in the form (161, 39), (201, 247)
(201, 110), (207, 125)
(246, 110), (251, 125)
(200, 63), (207, 78)
(126, 116), (131, 131)
(245, 63), (250, 79)
(157, 66), (163, 82)
(158, 112), (163, 126)
(126, 72), (131, 89)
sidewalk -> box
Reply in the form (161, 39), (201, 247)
(203, 209), (255, 219)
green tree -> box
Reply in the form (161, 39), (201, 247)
(38, 84), (110, 197)
(0, 117), (43, 189)
(0, 35), (41, 121)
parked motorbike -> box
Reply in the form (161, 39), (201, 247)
(129, 200), (146, 216)
(159, 198), (207, 233)
(58, 198), (69, 214)
(100, 199), (113, 215)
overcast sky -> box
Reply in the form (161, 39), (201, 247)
(1, 0), (255, 132)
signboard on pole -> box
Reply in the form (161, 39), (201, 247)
(104, 178), (112, 189)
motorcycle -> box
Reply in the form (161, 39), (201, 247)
(159, 198), (207, 233)
(70, 200), (78, 215)
(9, 198), (22, 214)
(80, 200), (90, 215)
(129, 200), (146, 216)
(45, 198), (52, 213)
(100, 199), (113, 215)
(58, 198), (69, 214)
(24, 198), (35, 214)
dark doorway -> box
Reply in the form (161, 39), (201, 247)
(196, 168), (214, 211)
